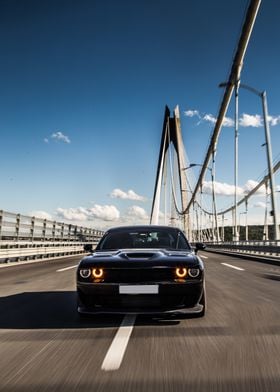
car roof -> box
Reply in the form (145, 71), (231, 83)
(104, 225), (183, 234)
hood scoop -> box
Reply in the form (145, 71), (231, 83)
(123, 252), (156, 259)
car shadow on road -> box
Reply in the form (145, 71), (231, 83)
(0, 291), (180, 329)
(0, 291), (122, 329)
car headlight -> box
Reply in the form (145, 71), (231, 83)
(79, 268), (91, 278)
(188, 268), (200, 278)
(175, 267), (187, 278)
(92, 268), (104, 279)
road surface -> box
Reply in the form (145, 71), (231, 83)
(0, 252), (279, 391)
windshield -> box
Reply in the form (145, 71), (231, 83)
(96, 229), (191, 251)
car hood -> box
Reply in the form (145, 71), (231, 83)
(79, 249), (203, 268)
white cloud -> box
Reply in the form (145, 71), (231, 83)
(127, 206), (149, 220)
(203, 114), (234, 127)
(29, 210), (53, 220)
(51, 131), (71, 144)
(110, 188), (147, 202)
(239, 113), (262, 127)
(203, 114), (216, 125)
(57, 207), (88, 221)
(89, 204), (120, 221)
(222, 116), (234, 127)
(243, 180), (266, 195)
(243, 179), (259, 192)
(184, 108), (280, 129)
(202, 181), (244, 196)
(268, 115), (280, 126)
(184, 110), (200, 118)
(202, 179), (268, 197)
(44, 138), (49, 143)
(56, 204), (120, 222)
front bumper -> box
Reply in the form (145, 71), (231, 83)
(77, 281), (204, 315)
(77, 304), (204, 315)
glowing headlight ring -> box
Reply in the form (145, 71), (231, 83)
(92, 268), (104, 279)
(175, 267), (187, 278)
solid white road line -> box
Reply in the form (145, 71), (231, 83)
(200, 255), (208, 259)
(56, 265), (77, 272)
(221, 262), (244, 271)
(101, 314), (136, 371)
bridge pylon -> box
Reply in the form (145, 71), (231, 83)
(150, 106), (191, 238)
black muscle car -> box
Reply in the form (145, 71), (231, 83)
(77, 225), (206, 317)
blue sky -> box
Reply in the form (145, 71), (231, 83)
(0, 0), (279, 229)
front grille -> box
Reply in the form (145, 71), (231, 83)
(102, 268), (174, 283)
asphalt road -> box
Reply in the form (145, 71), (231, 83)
(0, 252), (279, 392)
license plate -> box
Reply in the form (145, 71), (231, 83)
(119, 285), (159, 294)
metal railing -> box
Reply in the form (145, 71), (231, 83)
(0, 210), (104, 263)
(205, 240), (280, 258)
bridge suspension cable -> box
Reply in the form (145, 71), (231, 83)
(183, 0), (262, 213)
(150, 0), (280, 242)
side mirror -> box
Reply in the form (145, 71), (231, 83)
(195, 242), (206, 254)
(84, 244), (93, 253)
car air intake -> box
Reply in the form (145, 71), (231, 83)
(125, 252), (155, 259)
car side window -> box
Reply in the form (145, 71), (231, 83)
(176, 233), (190, 249)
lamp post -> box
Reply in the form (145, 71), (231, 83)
(246, 88), (278, 240)
(219, 82), (279, 241)
(234, 80), (240, 242)
(245, 199), (248, 241)
(211, 147), (219, 242)
(219, 79), (240, 242)
(241, 85), (278, 240)
(183, 162), (220, 242)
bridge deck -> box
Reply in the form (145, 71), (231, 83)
(0, 252), (279, 392)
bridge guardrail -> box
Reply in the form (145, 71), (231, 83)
(0, 241), (89, 263)
(0, 210), (104, 263)
(205, 241), (280, 256)
(204, 241), (280, 265)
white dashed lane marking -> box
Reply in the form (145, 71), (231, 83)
(200, 255), (208, 259)
(221, 262), (245, 271)
(101, 314), (136, 371)
(56, 265), (77, 272)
